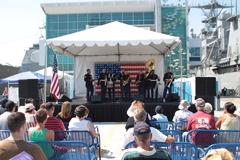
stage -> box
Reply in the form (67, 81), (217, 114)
(53, 99), (196, 122)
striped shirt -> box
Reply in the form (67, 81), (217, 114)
(45, 117), (65, 140)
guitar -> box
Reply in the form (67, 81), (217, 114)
(123, 79), (129, 86)
(165, 76), (174, 88)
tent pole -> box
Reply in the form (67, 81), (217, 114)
(43, 41), (47, 103)
(179, 42), (183, 100)
(62, 52), (65, 95)
(117, 43), (120, 62)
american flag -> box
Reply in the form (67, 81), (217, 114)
(95, 63), (145, 96)
(50, 54), (60, 100)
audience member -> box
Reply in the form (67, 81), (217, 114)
(68, 105), (98, 137)
(204, 103), (213, 114)
(152, 105), (168, 122)
(215, 102), (240, 130)
(123, 110), (174, 149)
(0, 112), (46, 160)
(125, 100), (151, 130)
(45, 102), (66, 140)
(172, 100), (193, 130)
(56, 101), (72, 129)
(29, 109), (54, 159)
(121, 122), (171, 160)
(187, 98), (215, 147)
(202, 148), (234, 160)
(39, 103), (46, 110)
(25, 103), (37, 129)
(0, 100), (16, 130)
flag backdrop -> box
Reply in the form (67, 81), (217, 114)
(95, 63), (145, 96)
(50, 54), (60, 100)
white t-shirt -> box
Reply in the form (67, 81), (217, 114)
(68, 117), (90, 131)
(172, 109), (193, 123)
(0, 111), (11, 130)
(122, 127), (167, 149)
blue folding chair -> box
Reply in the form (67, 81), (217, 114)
(0, 130), (10, 140)
(150, 120), (175, 130)
(31, 141), (97, 160)
(160, 129), (183, 142)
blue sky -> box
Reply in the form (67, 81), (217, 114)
(0, 0), (229, 66)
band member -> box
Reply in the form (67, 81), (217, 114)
(135, 71), (145, 97)
(144, 69), (151, 99)
(121, 70), (131, 101)
(163, 67), (174, 101)
(107, 69), (116, 101)
(149, 70), (160, 100)
(119, 70), (125, 99)
(84, 69), (94, 102)
(98, 69), (107, 101)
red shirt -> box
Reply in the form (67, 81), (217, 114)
(187, 111), (215, 131)
(45, 117), (65, 140)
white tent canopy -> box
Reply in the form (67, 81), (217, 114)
(46, 21), (181, 97)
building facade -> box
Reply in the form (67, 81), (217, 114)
(41, 0), (187, 77)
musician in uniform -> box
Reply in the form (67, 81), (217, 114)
(98, 69), (107, 101)
(84, 69), (94, 102)
(107, 69), (116, 101)
(144, 69), (151, 100)
(135, 71), (145, 97)
(149, 70), (160, 100)
(119, 70), (125, 99)
(121, 70), (131, 101)
(163, 67), (174, 101)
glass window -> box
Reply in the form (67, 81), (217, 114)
(133, 12), (143, 20)
(69, 22), (77, 30)
(78, 14), (87, 21)
(123, 13), (133, 21)
(59, 15), (68, 22)
(133, 20), (144, 25)
(112, 13), (122, 21)
(68, 29), (78, 34)
(78, 22), (87, 30)
(189, 57), (201, 61)
(47, 30), (58, 39)
(58, 30), (68, 36)
(190, 47), (200, 56)
(88, 21), (100, 26)
(59, 22), (68, 30)
(100, 13), (111, 21)
(47, 23), (58, 30)
(69, 14), (77, 22)
(47, 15), (58, 23)
(88, 13), (99, 22)
(144, 12), (154, 20)
(144, 20), (154, 24)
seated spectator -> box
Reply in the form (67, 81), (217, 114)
(120, 122), (171, 160)
(123, 110), (174, 149)
(0, 112), (46, 159)
(172, 100), (193, 130)
(45, 102), (66, 140)
(25, 103), (37, 129)
(39, 103), (46, 110)
(202, 148), (234, 160)
(68, 105), (98, 137)
(29, 109), (54, 159)
(56, 101), (72, 129)
(152, 105), (169, 129)
(0, 100), (16, 130)
(216, 102), (240, 130)
(187, 98), (215, 147)
(204, 103), (213, 114)
(125, 100), (151, 130)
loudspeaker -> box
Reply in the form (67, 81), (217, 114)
(58, 94), (72, 102)
(91, 95), (101, 103)
(19, 79), (39, 99)
(196, 77), (216, 96)
(166, 93), (180, 102)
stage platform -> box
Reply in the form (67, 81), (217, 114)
(53, 100), (196, 122)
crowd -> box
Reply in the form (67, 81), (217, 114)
(0, 97), (239, 159)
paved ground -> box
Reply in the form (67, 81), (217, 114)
(94, 97), (240, 160)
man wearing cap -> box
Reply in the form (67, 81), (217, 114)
(121, 121), (171, 160)
(187, 98), (215, 131)
(186, 98), (215, 147)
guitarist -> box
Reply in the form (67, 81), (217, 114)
(163, 67), (174, 102)
(98, 69), (107, 102)
(107, 69), (116, 101)
(84, 69), (94, 102)
(149, 70), (160, 100)
(122, 70), (131, 101)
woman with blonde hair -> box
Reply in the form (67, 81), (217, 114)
(56, 101), (72, 129)
(202, 148), (234, 160)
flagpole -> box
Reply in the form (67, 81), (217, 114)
(44, 40), (47, 103)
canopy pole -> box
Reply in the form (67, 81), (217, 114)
(117, 43), (120, 62)
(43, 41), (47, 103)
(62, 52), (65, 95)
(179, 41), (183, 100)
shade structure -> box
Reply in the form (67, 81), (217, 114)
(47, 21), (181, 57)
(46, 21), (181, 97)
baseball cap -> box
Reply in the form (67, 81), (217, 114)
(195, 98), (205, 107)
(134, 122), (151, 136)
(25, 103), (35, 112)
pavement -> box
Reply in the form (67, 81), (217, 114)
(93, 97), (240, 160)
